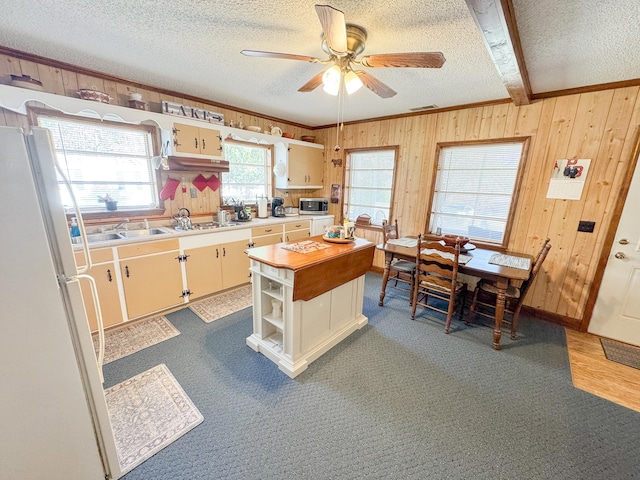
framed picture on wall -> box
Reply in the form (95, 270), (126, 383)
(331, 184), (341, 203)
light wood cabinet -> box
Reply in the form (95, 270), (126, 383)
(173, 122), (223, 158)
(220, 239), (251, 289)
(118, 240), (184, 319)
(184, 244), (223, 300)
(75, 249), (123, 333)
(285, 220), (311, 242)
(274, 142), (324, 189)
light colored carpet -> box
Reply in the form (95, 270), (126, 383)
(105, 364), (204, 475)
(189, 284), (252, 323)
(93, 316), (179, 364)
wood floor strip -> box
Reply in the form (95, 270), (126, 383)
(565, 329), (640, 413)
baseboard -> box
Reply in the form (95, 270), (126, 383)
(521, 306), (581, 331)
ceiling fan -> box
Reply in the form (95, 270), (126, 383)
(241, 4), (445, 99)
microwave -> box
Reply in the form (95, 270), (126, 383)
(299, 198), (329, 215)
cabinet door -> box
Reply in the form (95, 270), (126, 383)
(252, 233), (283, 248)
(78, 262), (123, 333)
(286, 229), (310, 242)
(185, 245), (223, 300)
(120, 251), (184, 319)
(173, 123), (200, 154)
(288, 144), (324, 186)
(199, 128), (222, 157)
(220, 239), (251, 289)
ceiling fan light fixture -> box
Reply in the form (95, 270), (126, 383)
(344, 69), (363, 95)
(322, 65), (341, 95)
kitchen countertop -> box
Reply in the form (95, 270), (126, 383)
(74, 214), (335, 249)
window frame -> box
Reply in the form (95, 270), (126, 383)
(221, 139), (273, 204)
(29, 107), (165, 220)
(425, 137), (530, 250)
(342, 146), (400, 227)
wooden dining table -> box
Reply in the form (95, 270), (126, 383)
(377, 239), (533, 350)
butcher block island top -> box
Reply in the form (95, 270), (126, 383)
(246, 235), (375, 302)
(246, 235), (375, 378)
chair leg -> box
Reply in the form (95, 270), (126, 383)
(410, 286), (418, 320)
(466, 286), (480, 325)
(510, 305), (523, 339)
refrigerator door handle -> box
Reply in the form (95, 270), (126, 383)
(54, 161), (92, 274)
(74, 273), (106, 382)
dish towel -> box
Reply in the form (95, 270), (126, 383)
(207, 174), (221, 191)
(159, 177), (180, 201)
(488, 253), (531, 270)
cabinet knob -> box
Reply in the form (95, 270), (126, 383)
(202, 138), (206, 150)
(194, 137), (198, 149)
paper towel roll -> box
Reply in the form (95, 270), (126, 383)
(257, 197), (268, 218)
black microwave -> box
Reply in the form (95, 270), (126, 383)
(299, 198), (329, 215)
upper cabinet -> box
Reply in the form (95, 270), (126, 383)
(172, 123), (223, 158)
(274, 142), (324, 189)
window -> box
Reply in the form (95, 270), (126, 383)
(37, 115), (159, 211)
(344, 148), (397, 225)
(429, 139), (528, 246)
(221, 142), (271, 203)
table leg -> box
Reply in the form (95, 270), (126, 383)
(379, 251), (393, 306)
(492, 278), (508, 350)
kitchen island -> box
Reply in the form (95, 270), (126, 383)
(246, 235), (375, 378)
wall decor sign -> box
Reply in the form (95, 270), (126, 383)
(546, 158), (591, 200)
(162, 100), (224, 125)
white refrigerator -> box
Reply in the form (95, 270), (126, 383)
(0, 126), (120, 479)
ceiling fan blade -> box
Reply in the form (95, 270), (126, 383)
(298, 72), (325, 92)
(315, 4), (347, 55)
(241, 50), (321, 63)
(360, 52), (446, 68)
(356, 71), (397, 98)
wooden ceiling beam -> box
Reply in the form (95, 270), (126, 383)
(465, 0), (531, 105)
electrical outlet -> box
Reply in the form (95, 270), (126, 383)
(578, 220), (595, 233)
(190, 187), (197, 198)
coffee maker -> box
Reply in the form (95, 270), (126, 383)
(271, 197), (285, 217)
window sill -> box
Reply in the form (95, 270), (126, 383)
(66, 208), (166, 222)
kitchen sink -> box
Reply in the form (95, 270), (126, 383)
(119, 228), (171, 238)
(70, 232), (125, 244)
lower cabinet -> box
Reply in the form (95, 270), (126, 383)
(118, 240), (184, 319)
(184, 244), (223, 300)
(284, 220), (310, 242)
(220, 239), (251, 289)
(75, 249), (123, 332)
(251, 225), (283, 248)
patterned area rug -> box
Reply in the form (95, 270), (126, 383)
(93, 316), (180, 364)
(601, 337), (640, 370)
(105, 364), (204, 475)
(189, 284), (253, 323)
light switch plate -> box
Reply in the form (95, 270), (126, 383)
(190, 187), (197, 198)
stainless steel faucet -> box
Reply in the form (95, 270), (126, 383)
(112, 218), (129, 231)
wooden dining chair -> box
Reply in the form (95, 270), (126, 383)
(466, 238), (552, 339)
(411, 234), (468, 333)
(382, 219), (416, 299)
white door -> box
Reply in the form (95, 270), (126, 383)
(588, 154), (640, 345)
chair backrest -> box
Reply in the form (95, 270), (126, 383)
(519, 239), (552, 299)
(382, 219), (400, 243)
(415, 234), (461, 290)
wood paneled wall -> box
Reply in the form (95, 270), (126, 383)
(0, 53), (317, 218)
(314, 88), (640, 324)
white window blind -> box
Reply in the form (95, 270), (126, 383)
(38, 116), (158, 210)
(221, 142), (271, 204)
(344, 149), (396, 224)
(430, 141), (525, 245)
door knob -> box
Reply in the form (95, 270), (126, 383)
(619, 238), (629, 245)
(615, 252), (626, 259)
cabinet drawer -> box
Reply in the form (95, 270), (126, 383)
(118, 239), (180, 259)
(284, 220), (310, 231)
(252, 225), (283, 237)
(75, 247), (114, 266)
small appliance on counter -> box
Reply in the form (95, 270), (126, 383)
(272, 197), (285, 217)
(299, 198), (329, 215)
(236, 202), (252, 222)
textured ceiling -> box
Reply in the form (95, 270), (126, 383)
(1, 1), (639, 127)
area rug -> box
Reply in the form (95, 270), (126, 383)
(93, 316), (180, 364)
(105, 363), (204, 475)
(189, 284), (253, 323)
(601, 337), (640, 370)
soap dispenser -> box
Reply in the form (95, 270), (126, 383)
(70, 217), (81, 238)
